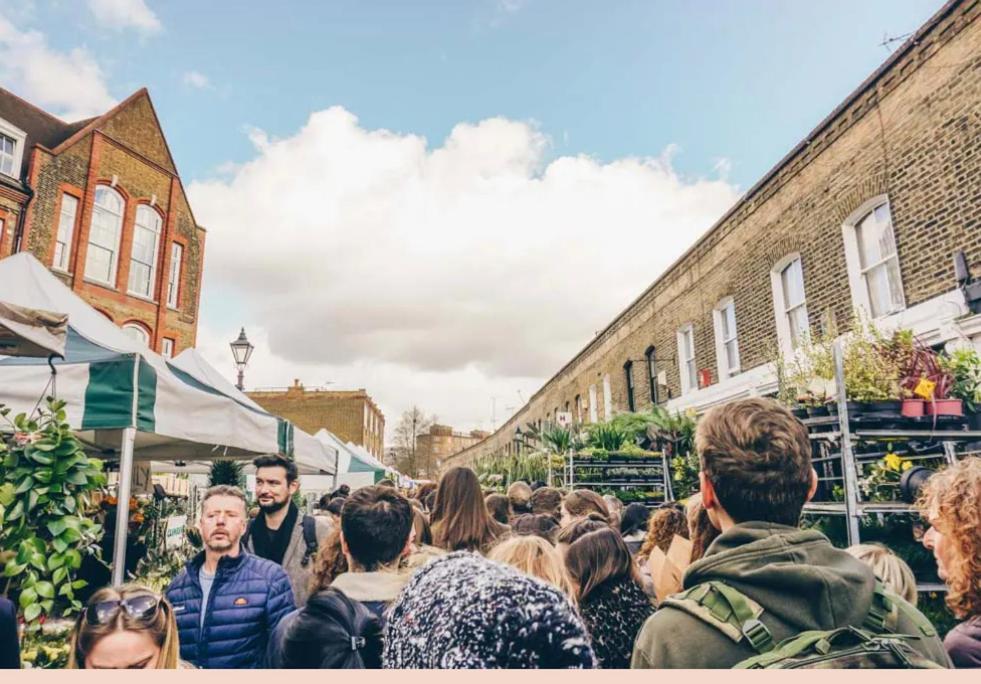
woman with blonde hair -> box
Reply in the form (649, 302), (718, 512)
(431, 467), (509, 554)
(846, 543), (918, 606)
(68, 585), (182, 669)
(488, 535), (576, 600)
(918, 458), (981, 668)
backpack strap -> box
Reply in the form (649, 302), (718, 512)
(300, 515), (319, 567)
(662, 581), (775, 653)
(864, 582), (937, 638)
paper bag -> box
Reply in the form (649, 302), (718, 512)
(646, 534), (693, 603)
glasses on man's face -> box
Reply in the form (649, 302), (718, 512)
(85, 594), (161, 625)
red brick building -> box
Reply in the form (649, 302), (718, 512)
(0, 87), (205, 356)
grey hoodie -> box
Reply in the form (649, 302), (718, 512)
(632, 522), (951, 668)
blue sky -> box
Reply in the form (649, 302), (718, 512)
(25, 0), (938, 187)
(0, 0), (946, 432)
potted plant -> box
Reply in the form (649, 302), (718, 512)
(940, 347), (981, 426)
(842, 328), (901, 419)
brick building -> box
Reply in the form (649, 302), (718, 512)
(248, 381), (386, 459)
(447, 0), (981, 470)
(414, 424), (490, 479)
(0, 88), (206, 356)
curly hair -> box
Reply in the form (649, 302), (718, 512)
(917, 458), (981, 619)
(309, 526), (348, 594)
(636, 506), (689, 562)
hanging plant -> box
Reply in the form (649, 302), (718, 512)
(0, 399), (106, 631)
(208, 459), (245, 488)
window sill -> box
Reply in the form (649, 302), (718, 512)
(51, 267), (72, 276)
(126, 290), (158, 305)
(83, 276), (118, 292)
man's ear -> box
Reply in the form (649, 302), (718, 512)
(806, 468), (819, 503)
(340, 530), (350, 558)
(288, 479), (300, 495)
(402, 527), (416, 557)
(699, 471), (717, 510)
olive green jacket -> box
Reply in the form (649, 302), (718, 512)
(631, 522), (951, 669)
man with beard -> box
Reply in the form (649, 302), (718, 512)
(244, 455), (332, 606)
(166, 485), (295, 668)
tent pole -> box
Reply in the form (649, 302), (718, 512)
(111, 426), (137, 586)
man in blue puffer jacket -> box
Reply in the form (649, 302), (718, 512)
(167, 485), (295, 668)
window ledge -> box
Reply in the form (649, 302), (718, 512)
(126, 290), (158, 305)
(83, 276), (118, 292)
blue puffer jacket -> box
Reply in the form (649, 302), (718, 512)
(166, 550), (295, 669)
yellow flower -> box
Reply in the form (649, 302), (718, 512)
(902, 460), (913, 471)
(883, 452), (902, 471)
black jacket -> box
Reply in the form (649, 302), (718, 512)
(268, 587), (383, 669)
(0, 597), (19, 670)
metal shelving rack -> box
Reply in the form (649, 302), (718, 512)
(802, 340), (981, 592)
(564, 451), (673, 507)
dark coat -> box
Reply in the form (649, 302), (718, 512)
(165, 550), (294, 669)
(267, 587), (383, 668)
(0, 597), (19, 670)
(578, 576), (654, 668)
(945, 617), (981, 669)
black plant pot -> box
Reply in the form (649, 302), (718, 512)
(806, 405), (829, 418)
(791, 407), (809, 420)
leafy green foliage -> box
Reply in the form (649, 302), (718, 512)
(586, 422), (629, 451)
(940, 347), (981, 411)
(0, 399), (106, 631)
(208, 459), (245, 488)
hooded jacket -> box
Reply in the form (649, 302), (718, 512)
(631, 523), (951, 669)
(166, 550), (295, 669)
(330, 570), (411, 619)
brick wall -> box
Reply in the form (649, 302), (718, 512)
(446, 0), (981, 470)
(19, 91), (205, 354)
(248, 384), (386, 458)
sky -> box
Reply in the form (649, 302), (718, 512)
(0, 0), (943, 438)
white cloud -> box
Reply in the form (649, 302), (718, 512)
(87, 0), (161, 34)
(182, 70), (210, 90)
(0, 12), (115, 120)
(189, 108), (739, 433)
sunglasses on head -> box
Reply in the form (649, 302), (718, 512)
(85, 594), (161, 625)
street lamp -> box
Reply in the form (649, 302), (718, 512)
(229, 327), (254, 391)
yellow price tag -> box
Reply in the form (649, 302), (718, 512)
(914, 378), (936, 400)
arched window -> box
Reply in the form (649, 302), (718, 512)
(128, 205), (162, 298)
(842, 197), (905, 319)
(623, 361), (636, 412)
(122, 322), (150, 347)
(85, 186), (125, 285)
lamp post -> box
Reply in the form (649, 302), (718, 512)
(229, 327), (254, 391)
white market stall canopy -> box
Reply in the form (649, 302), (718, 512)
(0, 300), (67, 358)
(0, 254), (335, 469)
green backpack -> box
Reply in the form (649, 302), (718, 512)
(663, 580), (943, 669)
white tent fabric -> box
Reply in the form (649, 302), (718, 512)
(0, 300), (68, 358)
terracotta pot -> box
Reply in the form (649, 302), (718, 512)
(901, 399), (926, 418)
(927, 399), (964, 417)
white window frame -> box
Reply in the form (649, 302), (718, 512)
(0, 118), (26, 179)
(575, 394), (583, 423)
(161, 338), (174, 358)
(122, 323), (150, 347)
(602, 373), (613, 419)
(588, 384), (598, 423)
(167, 242), (183, 308)
(841, 195), (906, 319)
(85, 186), (125, 287)
(127, 205), (163, 299)
(712, 297), (741, 379)
(677, 324), (697, 395)
(53, 193), (80, 272)
(769, 254), (809, 359)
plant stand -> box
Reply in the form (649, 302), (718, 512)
(565, 450), (672, 507)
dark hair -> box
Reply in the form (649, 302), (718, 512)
(326, 497), (346, 516)
(376, 478), (396, 488)
(484, 493), (511, 525)
(565, 528), (639, 603)
(512, 513), (560, 544)
(697, 398), (813, 526)
(619, 503), (650, 537)
(556, 515), (607, 546)
(253, 454), (299, 484)
(340, 486), (413, 570)
(530, 487), (563, 520)
(563, 490), (610, 523)
(280, 587), (382, 668)
(530, 481), (547, 491)
(411, 507), (433, 546)
(431, 467), (507, 553)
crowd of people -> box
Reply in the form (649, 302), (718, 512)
(1, 398), (978, 669)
